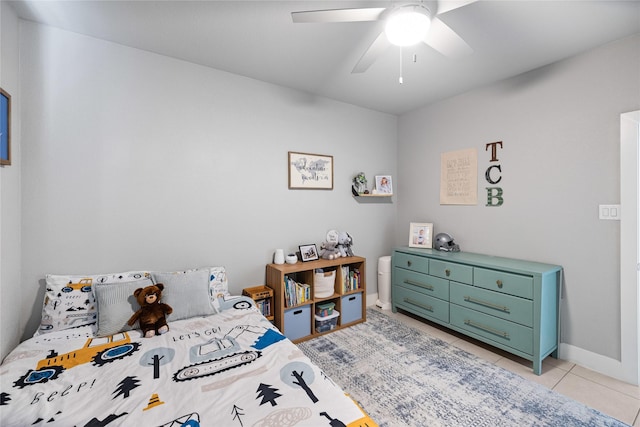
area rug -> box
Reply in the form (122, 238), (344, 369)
(298, 308), (628, 427)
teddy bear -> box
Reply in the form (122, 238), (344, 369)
(337, 231), (354, 257)
(127, 283), (173, 338)
(319, 241), (341, 260)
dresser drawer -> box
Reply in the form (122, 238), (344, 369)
(393, 268), (449, 301)
(450, 282), (533, 327)
(393, 285), (449, 324)
(394, 252), (429, 273)
(474, 268), (533, 299)
(450, 305), (533, 355)
(429, 259), (473, 284)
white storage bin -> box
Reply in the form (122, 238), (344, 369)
(314, 270), (335, 298)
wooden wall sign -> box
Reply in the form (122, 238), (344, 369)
(440, 148), (478, 205)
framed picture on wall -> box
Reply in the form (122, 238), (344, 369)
(374, 175), (393, 194)
(409, 223), (433, 248)
(288, 151), (333, 190)
(0, 88), (11, 166)
(299, 244), (319, 262)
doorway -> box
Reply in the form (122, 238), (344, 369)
(620, 110), (639, 385)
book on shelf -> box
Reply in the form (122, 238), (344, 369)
(342, 266), (361, 292)
(256, 298), (272, 317)
(284, 275), (311, 308)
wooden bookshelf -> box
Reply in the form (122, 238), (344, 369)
(266, 256), (366, 343)
(242, 285), (274, 321)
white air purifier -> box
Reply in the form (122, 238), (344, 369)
(376, 256), (392, 310)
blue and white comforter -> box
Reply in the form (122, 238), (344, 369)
(0, 297), (374, 426)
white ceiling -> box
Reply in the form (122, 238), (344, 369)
(8, 0), (640, 115)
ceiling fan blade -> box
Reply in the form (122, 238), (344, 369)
(424, 18), (473, 59)
(435, 0), (477, 16)
(292, 8), (386, 23)
(352, 31), (390, 73)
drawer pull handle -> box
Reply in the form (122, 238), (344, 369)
(464, 319), (509, 338)
(407, 260), (412, 267)
(496, 280), (503, 288)
(445, 269), (451, 277)
(404, 297), (433, 312)
(463, 296), (510, 313)
(404, 279), (434, 291)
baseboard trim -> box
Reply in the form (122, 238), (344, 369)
(559, 343), (636, 385)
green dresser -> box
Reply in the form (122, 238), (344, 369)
(392, 247), (562, 375)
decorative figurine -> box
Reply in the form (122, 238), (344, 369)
(352, 172), (368, 195)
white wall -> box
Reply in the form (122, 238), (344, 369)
(397, 34), (640, 364)
(15, 21), (397, 349)
(0, 2), (22, 362)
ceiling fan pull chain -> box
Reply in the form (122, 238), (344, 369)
(399, 47), (404, 84)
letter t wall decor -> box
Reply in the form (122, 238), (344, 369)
(0, 88), (10, 166)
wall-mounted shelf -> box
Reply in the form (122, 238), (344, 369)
(353, 193), (393, 203)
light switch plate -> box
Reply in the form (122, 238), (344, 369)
(599, 204), (621, 220)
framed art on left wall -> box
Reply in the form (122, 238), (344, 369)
(288, 151), (333, 189)
(0, 88), (11, 166)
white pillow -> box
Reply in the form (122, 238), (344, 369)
(36, 271), (151, 336)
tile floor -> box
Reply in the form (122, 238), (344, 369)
(377, 307), (640, 426)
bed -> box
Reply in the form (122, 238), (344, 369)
(0, 268), (375, 426)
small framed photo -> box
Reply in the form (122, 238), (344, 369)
(409, 223), (433, 248)
(0, 88), (11, 166)
(374, 175), (392, 194)
(288, 151), (333, 190)
(299, 244), (319, 262)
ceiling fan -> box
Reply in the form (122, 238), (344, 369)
(292, 1), (477, 73)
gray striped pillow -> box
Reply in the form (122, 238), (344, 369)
(93, 278), (154, 337)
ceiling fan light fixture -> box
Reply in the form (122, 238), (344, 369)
(384, 5), (431, 47)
